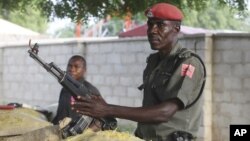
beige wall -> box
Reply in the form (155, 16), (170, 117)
(211, 34), (250, 141)
(0, 34), (249, 141)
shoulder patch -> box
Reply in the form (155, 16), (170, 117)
(181, 64), (195, 78)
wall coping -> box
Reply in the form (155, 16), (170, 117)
(213, 33), (250, 37)
(0, 37), (148, 48)
(1, 32), (249, 48)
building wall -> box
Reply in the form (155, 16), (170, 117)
(85, 38), (151, 107)
(0, 34), (249, 141)
(212, 34), (250, 141)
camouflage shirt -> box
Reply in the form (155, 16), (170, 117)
(135, 44), (205, 141)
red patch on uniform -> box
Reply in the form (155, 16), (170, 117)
(71, 96), (75, 103)
(181, 64), (195, 78)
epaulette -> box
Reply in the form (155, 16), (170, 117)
(177, 48), (192, 59)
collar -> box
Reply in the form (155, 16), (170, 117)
(158, 43), (182, 60)
(169, 43), (182, 57)
(78, 77), (85, 84)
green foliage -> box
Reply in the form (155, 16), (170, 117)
(183, 1), (250, 32)
(0, 0), (53, 19)
(0, 0), (248, 34)
(0, 0), (247, 22)
(8, 9), (48, 33)
(0, 0), (48, 33)
(53, 25), (75, 38)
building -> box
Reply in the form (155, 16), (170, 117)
(0, 19), (43, 43)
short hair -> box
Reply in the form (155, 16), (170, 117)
(68, 55), (86, 68)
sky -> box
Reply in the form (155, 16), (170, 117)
(46, 18), (72, 35)
(46, 17), (97, 35)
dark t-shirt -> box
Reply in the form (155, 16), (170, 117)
(52, 78), (100, 125)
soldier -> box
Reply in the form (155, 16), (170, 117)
(72, 3), (206, 141)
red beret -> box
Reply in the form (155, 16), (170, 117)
(145, 3), (183, 21)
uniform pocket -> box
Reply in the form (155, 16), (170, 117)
(152, 71), (171, 93)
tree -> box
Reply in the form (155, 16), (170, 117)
(0, 0), (48, 33)
(0, 0), (247, 22)
(53, 24), (75, 38)
(6, 9), (48, 33)
(183, 1), (250, 31)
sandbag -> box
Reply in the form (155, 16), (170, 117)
(0, 108), (51, 137)
(0, 107), (144, 141)
(66, 129), (144, 141)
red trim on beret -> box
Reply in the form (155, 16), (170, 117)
(145, 3), (183, 21)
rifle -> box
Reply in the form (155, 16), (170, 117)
(27, 40), (117, 138)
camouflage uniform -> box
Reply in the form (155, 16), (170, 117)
(135, 44), (206, 141)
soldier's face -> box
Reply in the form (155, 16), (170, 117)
(67, 58), (86, 80)
(147, 18), (178, 52)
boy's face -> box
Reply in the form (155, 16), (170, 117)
(67, 58), (86, 80)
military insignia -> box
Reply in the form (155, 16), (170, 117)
(181, 64), (195, 78)
(147, 10), (154, 18)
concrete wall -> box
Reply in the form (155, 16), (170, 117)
(212, 34), (250, 141)
(0, 40), (80, 106)
(0, 34), (249, 141)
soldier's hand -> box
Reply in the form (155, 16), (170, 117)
(71, 95), (109, 118)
